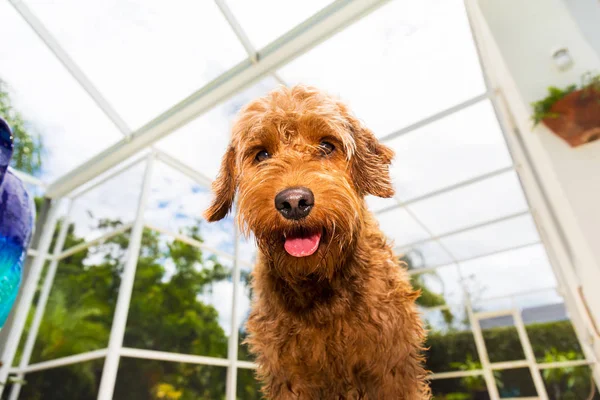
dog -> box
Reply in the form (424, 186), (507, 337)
(205, 85), (430, 399)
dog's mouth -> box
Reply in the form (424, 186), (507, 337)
(283, 229), (322, 258)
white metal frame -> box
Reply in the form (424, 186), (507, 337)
(0, 200), (62, 390)
(8, 200), (74, 400)
(97, 154), (154, 400)
(1, 0), (598, 398)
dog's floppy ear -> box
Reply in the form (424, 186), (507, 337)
(204, 145), (237, 222)
(350, 120), (395, 198)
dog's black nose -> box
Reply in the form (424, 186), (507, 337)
(275, 187), (314, 220)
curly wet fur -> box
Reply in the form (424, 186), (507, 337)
(205, 85), (430, 399)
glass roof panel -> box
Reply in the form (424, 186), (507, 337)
(512, 288), (563, 311)
(279, 0), (485, 137)
(0, 2), (122, 181)
(407, 170), (529, 235)
(365, 195), (399, 213)
(460, 245), (557, 302)
(412, 264), (464, 307)
(24, 0), (247, 129)
(398, 240), (454, 269)
(377, 207), (431, 248)
(441, 214), (540, 261)
(224, 0), (335, 50)
(156, 77), (279, 180)
(386, 100), (512, 201)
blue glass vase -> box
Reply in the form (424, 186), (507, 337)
(0, 117), (34, 327)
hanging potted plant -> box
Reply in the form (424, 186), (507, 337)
(531, 72), (600, 147)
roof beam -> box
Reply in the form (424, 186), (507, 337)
(45, 0), (391, 198)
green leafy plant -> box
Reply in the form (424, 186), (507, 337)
(531, 72), (600, 125)
(532, 85), (577, 125)
(450, 354), (503, 394)
(542, 348), (596, 400)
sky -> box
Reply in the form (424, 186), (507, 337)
(0, 0), (561, 336)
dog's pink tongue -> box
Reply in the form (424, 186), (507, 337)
(284, 232), (321, 257)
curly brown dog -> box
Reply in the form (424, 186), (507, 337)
(205, 85), (430, 399)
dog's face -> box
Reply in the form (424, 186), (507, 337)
(205, 85), (394, 278)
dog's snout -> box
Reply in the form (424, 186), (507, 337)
(274, 187), (314, 220)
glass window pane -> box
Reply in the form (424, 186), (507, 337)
(542, 366), (599, 400)
(517, 291), (587, 363)
(479, 315), (526, 363)
(25, 0), (247, 128)
(408, 171), (529, 235)
(115, 359), (227, 400)
(156, 77), (278, 180)
(279, 0), (486, 138)
(69, 159), (145, 241)
(424, 304), (481, 374)
(29, 234), (127, 363)
(145, 160), (234, 254)
(15, 360), (104, 400)
(495, 368), (537, 398)
(239, 233), (257, 267)
(201, 261), (250, 341)
(430, 377), (489, 400)
(125, 231), (231, 357)
(237, 368), (262, 400)
(387, 101), (512, 201)
(0, 2), (122, 180)
(441, 214), (540, 261)
(377, 207), (430, 248)
(225, 0), (335, 49)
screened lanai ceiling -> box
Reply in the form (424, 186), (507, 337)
(1, 0), (559, 334)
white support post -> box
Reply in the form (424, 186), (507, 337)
(512, 310), (549, 400)
(0, 200), (62, 396)
(8, 201), (74, 400)
(465, 299), (501, 400)
(225, 221), (241, 400)
(97, 154), (154, 400)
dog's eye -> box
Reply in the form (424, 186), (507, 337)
(255, 149), (270, 162)
(318, 141), (335, 155)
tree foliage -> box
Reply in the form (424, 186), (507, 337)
(5, 218), (259, 400)
(0, 80), (44, 175)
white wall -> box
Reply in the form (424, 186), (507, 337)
(468, 0), (600, 362)
(564, 0), (600, 58)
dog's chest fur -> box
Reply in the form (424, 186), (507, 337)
(245, 237), (424, 398)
